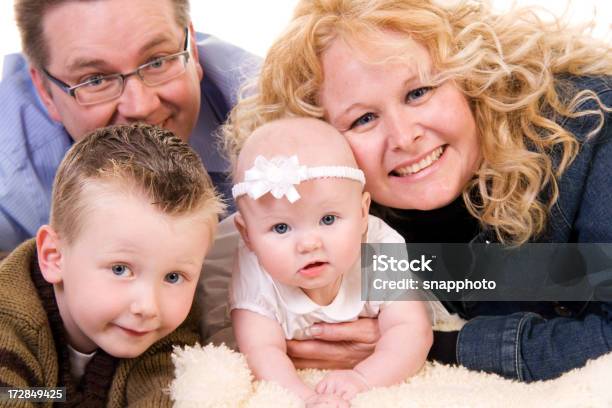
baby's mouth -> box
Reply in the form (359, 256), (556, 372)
(298, 261), (328, 276)
(303, 261), (326, 270)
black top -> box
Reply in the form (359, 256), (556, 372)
(372, 196), (481, 244)
(373, 197), (480, 365)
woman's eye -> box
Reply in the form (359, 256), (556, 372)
(349, 112), (377, 130)
(273, 223), (289, 234)
(164, 272), (183, 284)
(320, 214), (336, 226)
(111, 264), (131, 277)
(406, 86), (433, 103)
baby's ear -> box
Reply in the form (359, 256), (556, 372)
(36, 225), (63, 284)
(361, 191), (371, 233)
(234, 213), (252, 251)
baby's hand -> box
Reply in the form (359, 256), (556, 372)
(305, 393), (349, 408)
(315, 369), (370, 400)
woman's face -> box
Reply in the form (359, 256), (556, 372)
(320, 35), (481, 210)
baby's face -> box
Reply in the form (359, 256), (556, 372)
(238, 177), (369, 304)
(55, 183), (211, 357)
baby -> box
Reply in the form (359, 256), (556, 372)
(230, 117), (434, 407)
(0, 123), (224, 406)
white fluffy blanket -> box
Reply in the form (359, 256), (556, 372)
(176, 215), (612, 406)
(170, 343), (612, 407)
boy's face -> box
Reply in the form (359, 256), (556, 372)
(236, 178), (369, 305)
(44, 183), (212, 357)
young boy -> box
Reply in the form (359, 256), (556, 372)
(0, 123), (224, 406)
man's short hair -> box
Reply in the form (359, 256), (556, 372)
(51, 123), (224, 244)
(14, 0), (190, 69)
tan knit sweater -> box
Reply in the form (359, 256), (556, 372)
(0, 239), (201, 407)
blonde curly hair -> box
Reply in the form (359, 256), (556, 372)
(222, 0), (612, 245)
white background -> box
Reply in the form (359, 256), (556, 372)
(1, 0), (610, 74)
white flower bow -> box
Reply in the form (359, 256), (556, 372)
(242, 155), (307, 203)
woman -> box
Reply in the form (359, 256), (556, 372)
(222, 0), (612, 382)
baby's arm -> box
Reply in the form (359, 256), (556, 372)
(232, 309), (317, 402)
(356, 300), (432, 385)
(316, 301), (432, 399)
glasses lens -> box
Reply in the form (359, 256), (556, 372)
(140, 53), (188, 86)
(74, 77), (123, 105)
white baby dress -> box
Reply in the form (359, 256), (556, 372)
(229, 215), (448, 339)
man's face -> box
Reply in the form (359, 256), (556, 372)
(31, 0), (203, 142)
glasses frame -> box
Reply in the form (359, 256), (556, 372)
(43, 27), (191, 106)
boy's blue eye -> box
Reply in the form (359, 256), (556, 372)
(111, 264), (128, 276)
(273, 223), (289, 234)
(164, 272), (182, 284)
(320, 215), (336, 226)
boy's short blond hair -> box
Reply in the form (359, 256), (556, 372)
(50, 123), (225, 244)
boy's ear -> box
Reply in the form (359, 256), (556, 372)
(30, 67), (62, 122)
(36, 225), (63, 284)
(234, 213), (252, 251)
(361, 191), (371, 234)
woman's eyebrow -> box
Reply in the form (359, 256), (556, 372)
(332, 78), (421, 121)
(335, 102), (369, 119)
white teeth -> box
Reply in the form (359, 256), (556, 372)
(395, 146), (444, 176)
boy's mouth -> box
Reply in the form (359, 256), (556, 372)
(116, 325), (152, 337)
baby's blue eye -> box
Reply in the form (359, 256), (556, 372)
(165, 272), (182, 284)
(111, 264), (128, 276)
(320, 215), (336, 226)
(273, 223), (289, 234)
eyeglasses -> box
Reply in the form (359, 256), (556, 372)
(43, 27), (191, 106)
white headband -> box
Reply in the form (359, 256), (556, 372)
(232, 155), (365, 203)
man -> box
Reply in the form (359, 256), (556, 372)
(0, 0), (259, 251)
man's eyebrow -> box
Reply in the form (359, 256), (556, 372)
(66, 58), (113, 73)
(137, 35), (178, 56)
(65, 35), (179, 73)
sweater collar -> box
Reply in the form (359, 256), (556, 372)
(30, 251), (117, 407)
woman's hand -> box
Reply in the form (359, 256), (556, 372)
(287, 318), (380, 369)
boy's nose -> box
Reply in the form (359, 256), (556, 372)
(129, 286), (159, 319)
